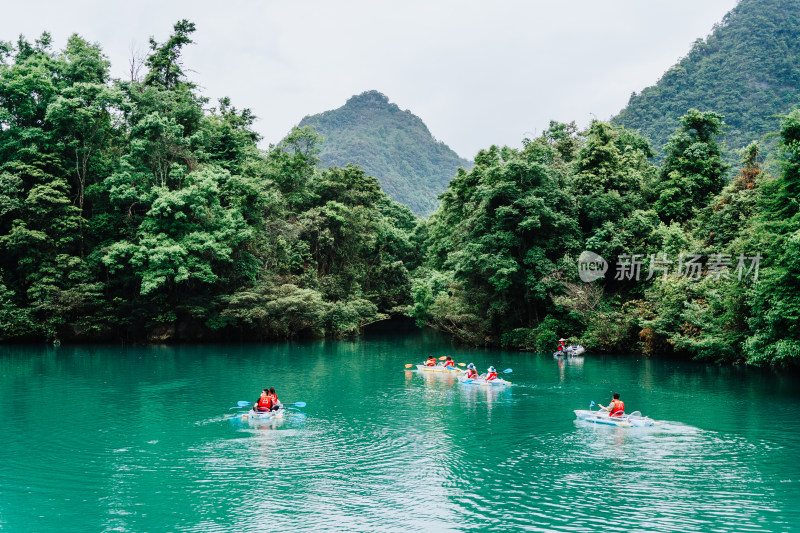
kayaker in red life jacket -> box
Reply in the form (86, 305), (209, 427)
(598, 393), (625, 417)
(443, 356), (455, 368)
(425, 355), (437, 366)
(255, 389), (273, 411)
(268, 387), (281, 410)
(557, 338), (566, 351)
(465, 363), (478, 379)
(486, 366), (498, 381)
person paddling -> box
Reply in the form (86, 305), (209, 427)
(268, 387), (282, 410)
(425, 355), (437, 367)
(254, 389), (273, 412)
(486, 366), (498, 381)
(598, 392), (625, 417)
(443, 356), (455, 368)
(465, 363), (478, 379)
(557, 338), (566, 352)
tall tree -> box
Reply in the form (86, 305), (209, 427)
(744, 110), (800, 366)
(655, 109), (728, 223)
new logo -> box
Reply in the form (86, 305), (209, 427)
(578, 251), (607, 283)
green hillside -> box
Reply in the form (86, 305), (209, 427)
(297, 91), (472, 216)
(613, 0), (800, 157)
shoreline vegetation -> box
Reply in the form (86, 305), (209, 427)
(1, 21), (799, 367)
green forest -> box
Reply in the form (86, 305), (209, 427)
(2, 19), (800, 368)
(413, 113), (800, 367)
(0, 22), (419, 343)
(298, 91), (472, 217)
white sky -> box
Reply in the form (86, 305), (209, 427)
(1, 0), (739, 159)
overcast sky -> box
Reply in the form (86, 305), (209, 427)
(1, 0), (739, 159)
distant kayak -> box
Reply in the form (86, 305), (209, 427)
(416, 364), (462, 374)
(460, 376), (512, 387)
(574, 409), (658, 427)
(554, 345), (586, 357)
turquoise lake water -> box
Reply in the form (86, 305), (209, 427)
(1, 325), (799, 532)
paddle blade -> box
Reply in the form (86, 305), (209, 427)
(438, 356), (447, 360)
(457, 363), (466, 366)
(502, 368), (513, 373)
(237, 401), (252, 407)
(292, 402), (306, 408)
(590, 401), (595, 407)
(462, 379), (474, 384)
(404, 364), (414, 368)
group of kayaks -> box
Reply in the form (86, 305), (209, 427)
(409, 357), (513, 387)
(410, 355), (662, 428)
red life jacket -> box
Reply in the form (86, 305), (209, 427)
(609, 399), (625, 417)
(486, 372), (498, 381)
(466, 369), (478, 378)
(444, 360), (454, 368)
(426, 358), (436, 366)
(269, 393), (279, 405)
(256, 393), (272, 411)
(558, 342), (565, 350)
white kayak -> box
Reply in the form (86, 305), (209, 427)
(416, 364), (463, 374)
(554, 345), (586, 357)
(459, 376), (512, 387)
(240, 408), (286, 421)
(574, 409), (659, 427)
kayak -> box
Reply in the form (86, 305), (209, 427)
(460, 376), (512, 387)
(554, 345), (586, 357)
(239, 408), (286, 421)
(416, 364), (462, 373)
(574, 409), (658, 427)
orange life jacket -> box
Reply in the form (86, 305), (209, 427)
(486, 371), (498, 381)
(466, 369), (478, 378)
(444, 360), (454, 367)
(426, 358), (436, 366)
(609, 399), (625, 417)
(269, 393), (279, 405)
(256, 393), (272, 411)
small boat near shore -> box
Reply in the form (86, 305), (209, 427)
(554, 345), (586, 357)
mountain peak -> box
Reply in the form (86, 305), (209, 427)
(297, 92), (472, 216)
(346, 90), (392, 109)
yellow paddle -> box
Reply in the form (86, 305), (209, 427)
(438, 356), (447, 361)
(404, 364), (414, 368)
(457, 363), (466, 366)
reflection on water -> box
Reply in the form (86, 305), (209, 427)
(0, 337), (799, 532)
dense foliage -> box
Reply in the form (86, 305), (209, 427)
(4, 16), (800, 369)
(413, 111), (800, 367)
(297, 90), (472, 217)
(613, 0), (800, 158)
(0, 23), (419, 342)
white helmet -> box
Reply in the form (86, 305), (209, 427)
(468, 363), (475, 370)
(489, 366), (496, 372)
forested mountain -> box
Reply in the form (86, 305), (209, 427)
(613, 0), (800, 156)
(297, 91), (472, 216)
(0, 22), (419, 343)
